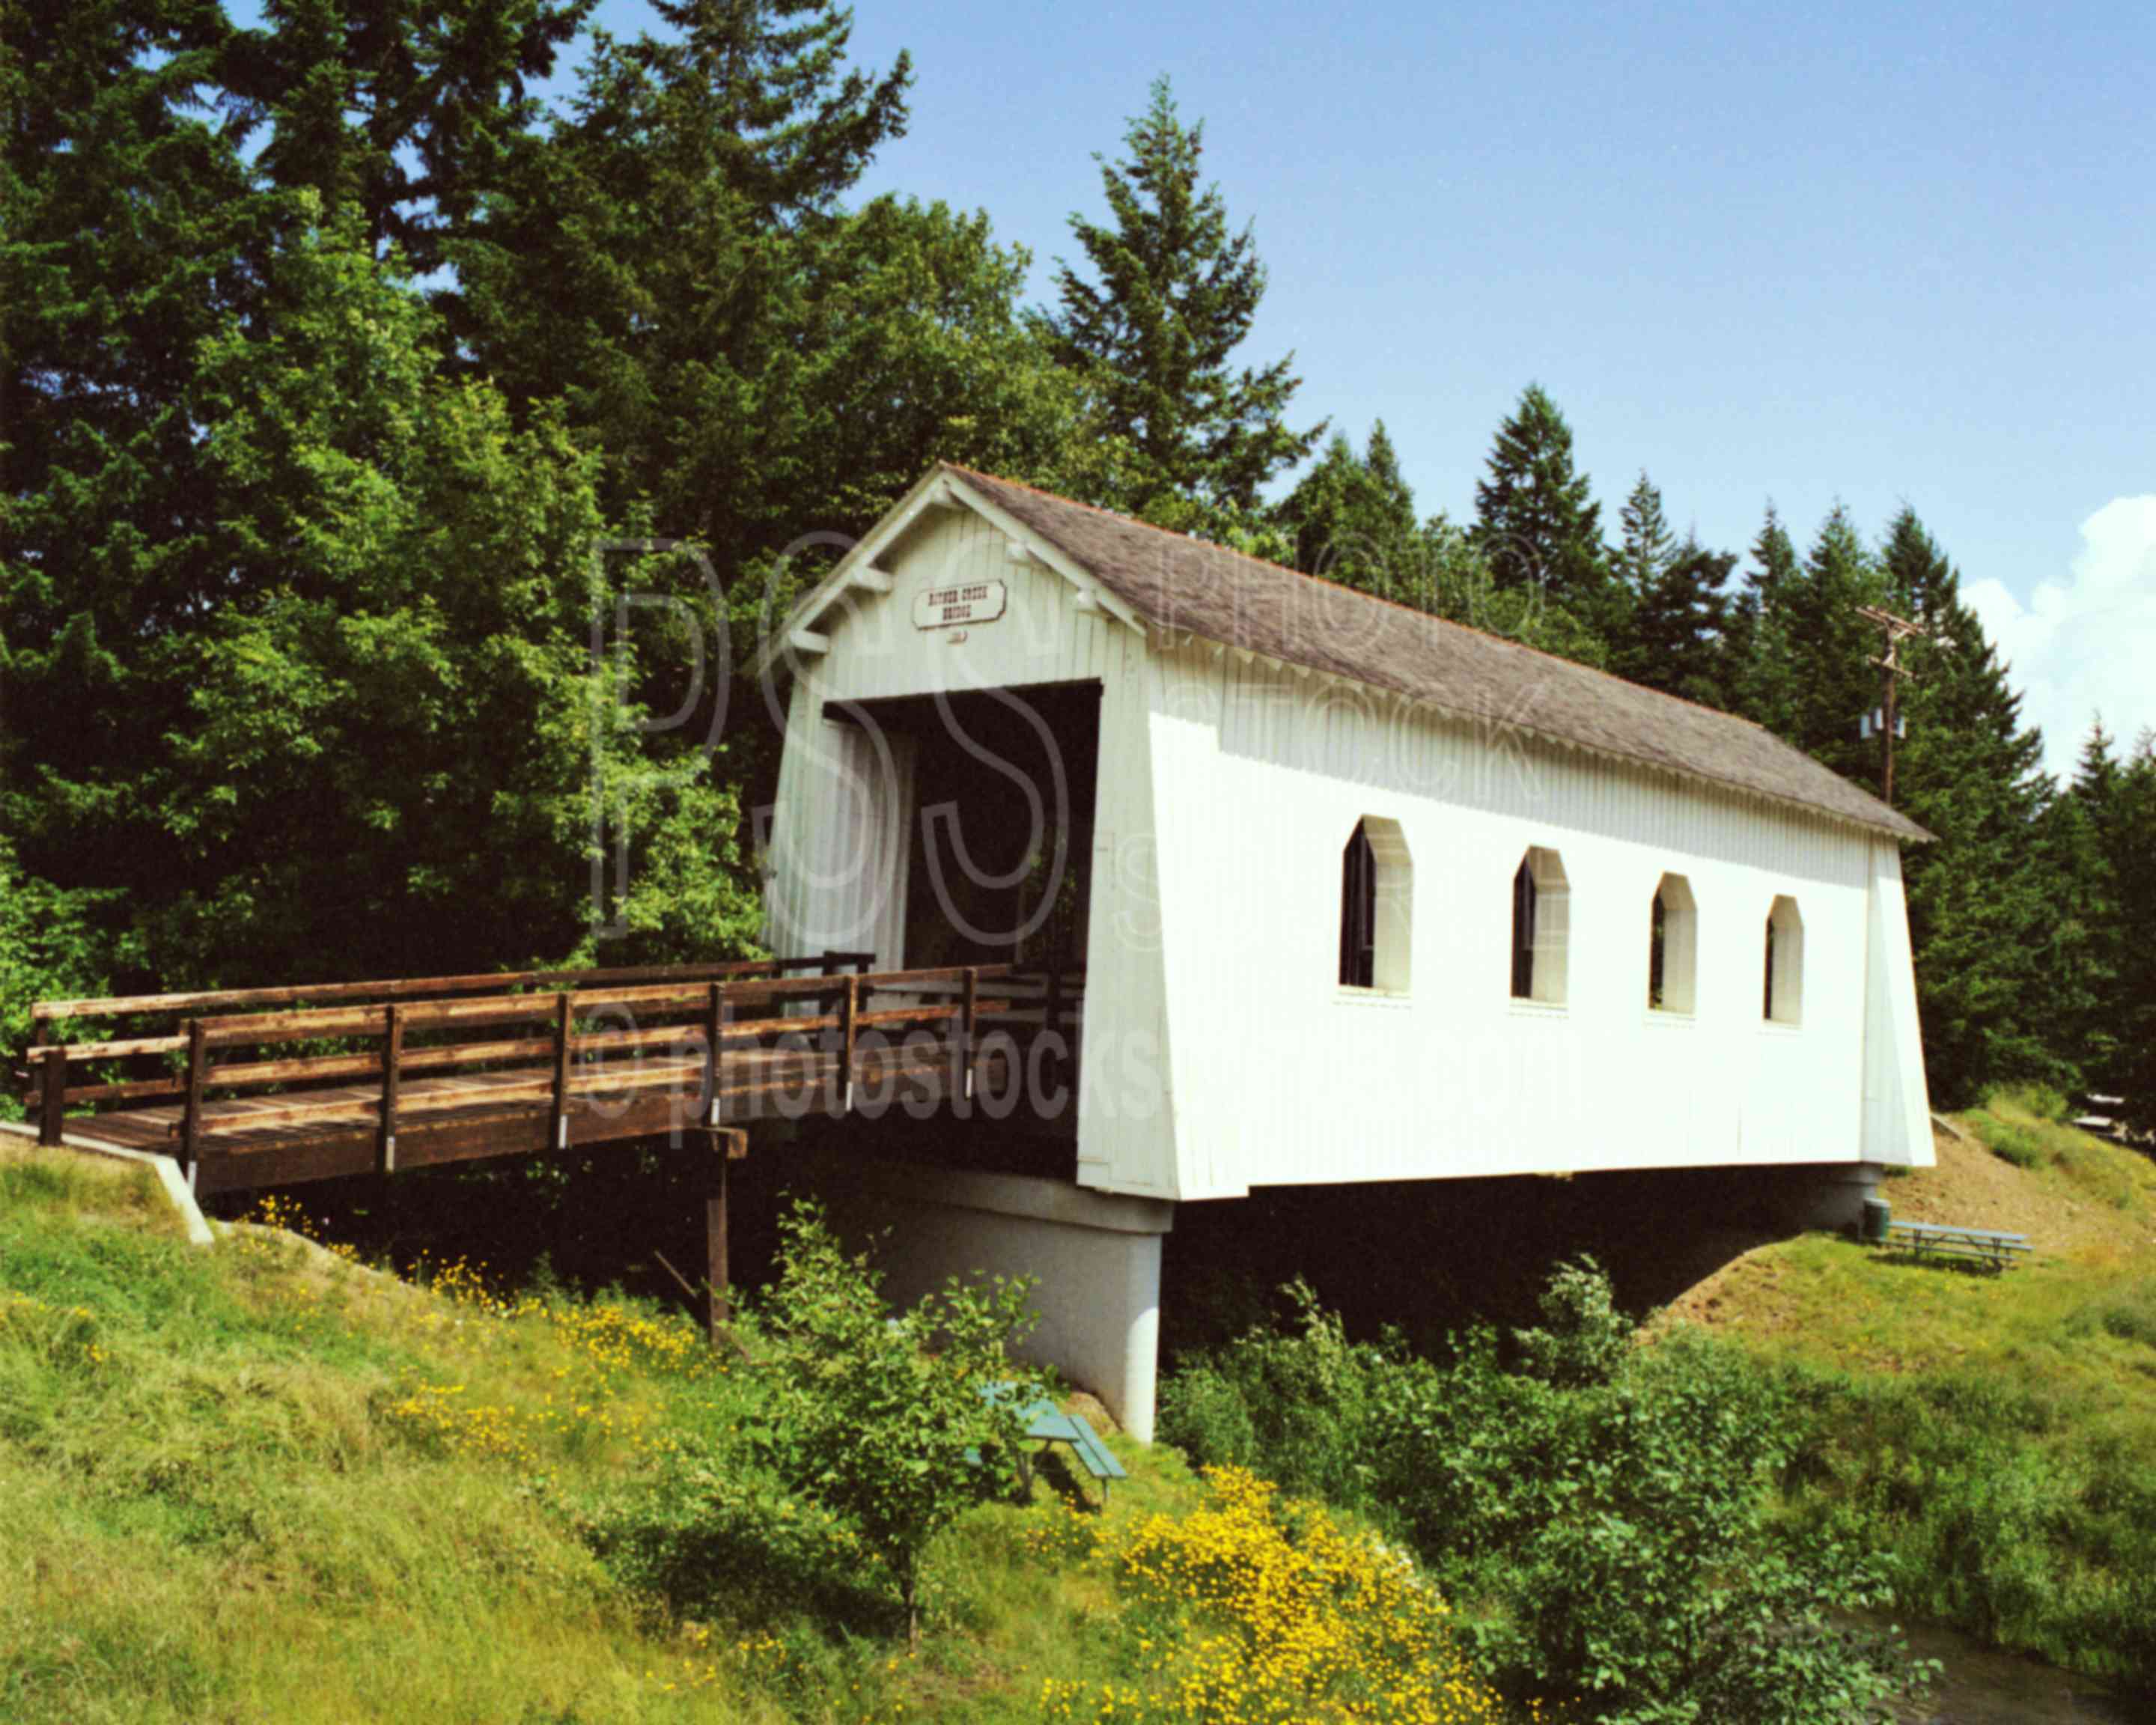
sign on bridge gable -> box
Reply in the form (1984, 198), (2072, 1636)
(912, 579), (1008, 630)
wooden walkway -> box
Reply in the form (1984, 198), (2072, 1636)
(21, 956), (1075, 1199)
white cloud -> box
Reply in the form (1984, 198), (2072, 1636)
(1964, 496), (2156, 780)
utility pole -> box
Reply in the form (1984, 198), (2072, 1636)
(1857, 603), (1929, 806)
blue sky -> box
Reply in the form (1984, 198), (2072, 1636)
(549, 3), (2152, 767)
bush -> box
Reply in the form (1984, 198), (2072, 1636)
(579, 1441), (883, 1632)
(746, 1200), (1048, 1645)
(1038, 1465), (1513, 1725)
(1157, 1280), (1380, 1507)
(1160, 1267), (1937, 1724)
(1512, 1253), (1633, 1388)
(1971, 1116), (2047, 1169)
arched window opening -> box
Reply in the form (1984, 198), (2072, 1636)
(1339, 817), (1413, 993)
(1649, 873), (1698, 1014)
(1764, 895), (1804, 1025)
(1339, 822), (1376, 988)
(1510, 846), (1569, 1004)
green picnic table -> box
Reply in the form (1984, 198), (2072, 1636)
(1884, 1218), (2031, 1271)
(979, 1383), (1127, 1505)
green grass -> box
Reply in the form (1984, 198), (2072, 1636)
(1666, 1092), (2156, 1688)
(0, 1144), (1213, 1725)
(1967, 1089), (2149, 1210)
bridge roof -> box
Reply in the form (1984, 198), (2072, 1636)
(943, 465), (1929, 844)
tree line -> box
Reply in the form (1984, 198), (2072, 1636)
(3, 0), (2150, 1122)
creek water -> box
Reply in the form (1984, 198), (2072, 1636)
(1887, 1616), (2145, 1724)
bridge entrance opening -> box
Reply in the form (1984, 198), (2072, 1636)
(826, 681), (1102, 974)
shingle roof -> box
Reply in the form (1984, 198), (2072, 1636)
(945, 464), (1930, 843)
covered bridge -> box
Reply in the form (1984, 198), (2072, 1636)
(754, 463), (1934, 1437)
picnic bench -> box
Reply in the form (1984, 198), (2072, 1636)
(1884, 1218), (2031, 1272)
(980, 1384), (1127, 1506)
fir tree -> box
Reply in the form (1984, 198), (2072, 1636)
(1047, 76), (1323, 529)
(451, 0), (934, 543)
(2040, 721), (2123, 1089)
(1627, 537), (1734, 708)
(2113, 738), (2156, 1134)
(225, 0), (596, 274)
(1614, 472), (1677, 595)
(1883, 508), (2060, 1103)
(1728, 502), (1800, 726)
(1276, 423), (1425, 605)
(1767, 504), (1885, 782)
(1471, 384), (1608, 615)
(1, 0), (264, 904)
(628, 0), (912, 223)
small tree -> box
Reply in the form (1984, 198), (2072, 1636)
(750, 1200), (1048, 1644)
(1512, 1253), (1634, 1388)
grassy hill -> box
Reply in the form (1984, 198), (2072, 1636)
(1660, 1092), (2156, 1692)
(9, 1099), (2151, 1720)
(0, 1142), (1514, 1725)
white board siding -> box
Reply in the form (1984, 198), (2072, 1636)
(1861, 842), (1934, 1167)
(759, 505), (1182, 1196)
(764, 492), (1934, 1207)
(1144, 639), (1921, 1199)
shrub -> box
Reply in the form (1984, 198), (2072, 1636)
(1971, 1116), (2047, 1169)
(1157, 1280), (1380, 1507)
(1038, 1465), (1513, 1724)
(747, 1200), (1047, 1645)
(1160, 1267), (1937, 1724)
(1512, 1253), (1633, 1388)
(579, 1441), (880, 1631)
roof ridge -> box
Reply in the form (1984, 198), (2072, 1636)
(937, 462), (1782, 740)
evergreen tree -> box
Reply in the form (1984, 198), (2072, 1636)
(636, 0), (912, 222)
(453, 0), (1059, 556)
(1, 0), (265, 913)
(1276, 423), (1425, 605)
(1727, 502), (1800, 726)
(451, 0), (1086, 818)
(1471, 384), (1609, 615)
(1613, 472), (1677, 595)
(2041, 721), (2124, 1089)
(224, 0), (595, 275)
(1627, 537), (1734, 708)
(1047, 76), (1323, 529)
(2113, 738), (2156, 1134)
(1764, 504), (1885, 783)
(1883, 507), (2061, 1103)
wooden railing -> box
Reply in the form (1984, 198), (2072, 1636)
(21, 954), (1082, 1186)
(22, 954), (865, 1151)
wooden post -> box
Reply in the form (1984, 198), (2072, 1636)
(380, 1003), (404, 1174)
(37, 1047), (67, 1146)
(837, 973), (858, 1113)
(180, 1018), (208, 1184)
(959, 966), (978, 1104)
(704, 1135), (730, 1341)
(550, 992), (575, 1151)
(703, 981), (727, 1128)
